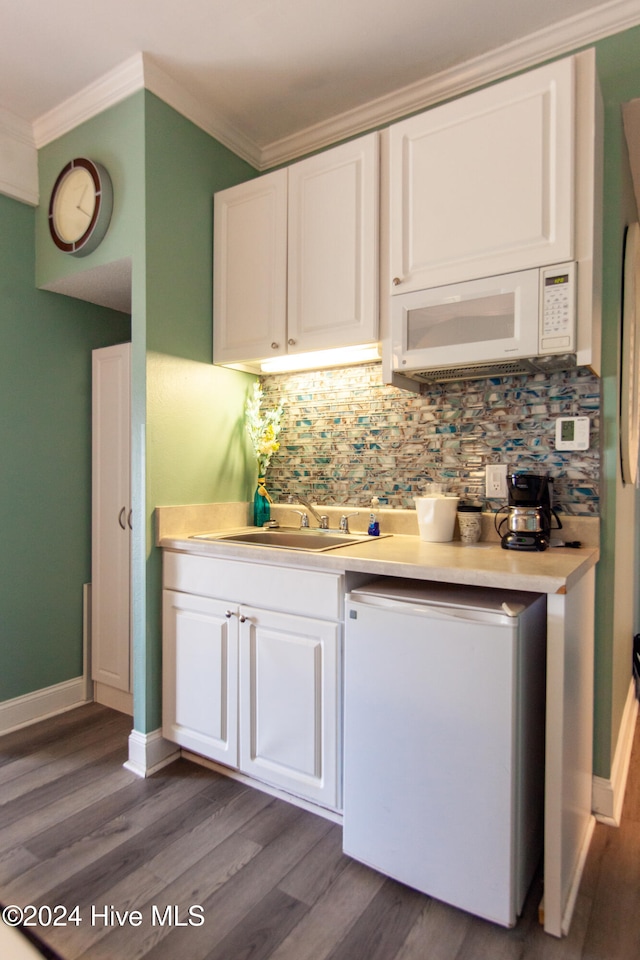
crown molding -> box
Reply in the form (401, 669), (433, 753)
(259, 0), (640, 169)
(0, 107), (38, 204)
(33, 53), (146, 148)
(141, 55), (262, 168)
(30, 50), (262, 167)
(20, 0), (640, 173)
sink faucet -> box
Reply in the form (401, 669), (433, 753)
(340, 512), (359, 534)
(287, 494), (329, 529)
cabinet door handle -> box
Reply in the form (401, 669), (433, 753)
(287, 338), (296, 346)
(392, 276), (403, 286)
(118, 507), (126, 530)
(239, 614), (247, 623)
(271, 342), (279, 349)
(225, 610), (234, 619)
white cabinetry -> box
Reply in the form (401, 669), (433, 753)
(388, 57), (576, 293)
(214, 132), (379, 369)
(162, 591), (238, 765)
(91, 343), (132, 702)
(239, 606), (339, 807)
(382, 50), (601, 384)
(213, 170), (288, 364)
(162, 553), (342, 810)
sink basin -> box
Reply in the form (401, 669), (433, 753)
(191, 527), (388, 552)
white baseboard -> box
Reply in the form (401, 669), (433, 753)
(592, 679), (639, 825)
(561, 814), (596, 935)
(0, 677), (90, 735)
(124, 728), (181, 778)
(94, 682), (133, 716)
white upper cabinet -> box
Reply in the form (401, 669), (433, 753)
(388, 57), (576, 293)
(213, 169), (288, 364)
(213, 132), (379, 369)
(287, 135), (379, 354)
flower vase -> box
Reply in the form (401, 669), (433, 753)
(254, 477), (271, 527)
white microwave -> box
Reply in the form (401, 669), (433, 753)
(390, 264), (577, 383)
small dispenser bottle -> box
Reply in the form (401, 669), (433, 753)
(368, 497), (380, 536)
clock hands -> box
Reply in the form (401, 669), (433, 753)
(76, 184), (93, 219)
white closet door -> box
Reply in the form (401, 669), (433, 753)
(91, 342), (131, 692)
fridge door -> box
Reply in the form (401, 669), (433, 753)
(343, 591), (525, 926)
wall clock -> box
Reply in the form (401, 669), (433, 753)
(48, 157), (113, 257)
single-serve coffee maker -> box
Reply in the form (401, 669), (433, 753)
(499, 472), (560, 551)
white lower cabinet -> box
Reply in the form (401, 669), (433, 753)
(162, 555), (342, 811)
(162, 591), (238, 766)
(239, 606), (340, 808)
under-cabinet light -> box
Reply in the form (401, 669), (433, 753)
(260, 343), (381, 374)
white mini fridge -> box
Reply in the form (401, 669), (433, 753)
(343, 578), (546, 927)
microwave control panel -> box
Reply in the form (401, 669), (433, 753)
(540, 262), (576, 353)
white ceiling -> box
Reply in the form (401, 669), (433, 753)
(2, 0), (638, 167)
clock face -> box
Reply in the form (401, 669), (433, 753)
(52, 166), (96, 243)
(48, 158), (113, 256)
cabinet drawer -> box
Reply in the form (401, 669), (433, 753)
(164, 552), (343, 620)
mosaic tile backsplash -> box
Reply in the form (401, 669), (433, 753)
(260, 363), (600, 515)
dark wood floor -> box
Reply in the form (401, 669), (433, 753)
(1, 703), (639, 960)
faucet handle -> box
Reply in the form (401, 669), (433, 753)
(340, 512), (359, 533)
(292, 509), (309, 528)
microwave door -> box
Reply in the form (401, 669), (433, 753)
(393, 270), (540, 371)
(407, 292), (516, 351)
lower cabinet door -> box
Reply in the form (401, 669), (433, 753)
(239, 606), (341, 809)
(162, 590), (238, 766)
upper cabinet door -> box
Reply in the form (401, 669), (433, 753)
(389, 57), (575, 293)
(287, 132), (379, 353)
(214, 169), (288, 364)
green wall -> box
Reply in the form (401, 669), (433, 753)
(34, 91), (258, 734)
(139, 93), (257, 732)
(592, 28), (640, 775)
(0, 193), (130, 701)
(36, 93), (146, 288)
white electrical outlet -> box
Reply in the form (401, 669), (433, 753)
(485, 464), (508, 499)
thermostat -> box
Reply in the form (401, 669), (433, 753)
(555, 416), (590, 451)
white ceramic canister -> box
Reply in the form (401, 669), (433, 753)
(414, 494), (459, 542)
(457, 503), (483, 544)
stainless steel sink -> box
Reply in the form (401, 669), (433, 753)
(191, 527), (388, 552)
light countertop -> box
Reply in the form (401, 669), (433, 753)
(157, 502), (599, 596)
